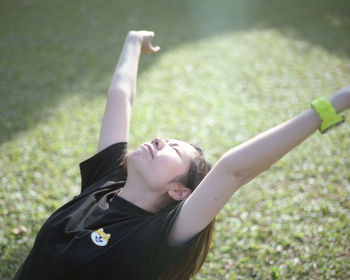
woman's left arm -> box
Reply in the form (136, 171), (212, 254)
(217, 86), (349, 181)
(169, 86), (350, 246)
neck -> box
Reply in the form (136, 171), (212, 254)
(119, 174), (170, 214)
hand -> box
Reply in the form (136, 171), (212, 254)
(127, 30), (160, 54)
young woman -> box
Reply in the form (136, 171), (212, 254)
(15, 31), (349, 280)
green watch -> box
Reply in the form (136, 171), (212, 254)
(311, 97), (345, 134)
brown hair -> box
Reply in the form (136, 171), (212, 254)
(161, 144), (216, 280)
(122, 144), (215, 279)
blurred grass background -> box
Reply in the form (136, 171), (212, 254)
(1, 0), (349, 279)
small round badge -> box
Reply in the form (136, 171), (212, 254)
(91, 228), (111, 247)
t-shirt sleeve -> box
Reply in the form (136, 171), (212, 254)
(79, 142), (127, 192)
(148, 202), (203, 275)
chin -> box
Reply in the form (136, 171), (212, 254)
(127, 153), (150, 176)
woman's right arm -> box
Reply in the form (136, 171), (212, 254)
(97, 31), (159, 152)
(169, 86), (350, 246)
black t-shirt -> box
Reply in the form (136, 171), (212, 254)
(15, 142), (198, 280)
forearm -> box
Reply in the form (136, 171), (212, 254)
(221, 109), (320, 180)
(108, 33), (142, 104)
(220, 94), (347, 183)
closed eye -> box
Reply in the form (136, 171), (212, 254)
(169, 144), (182, 158)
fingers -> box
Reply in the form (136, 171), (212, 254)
(150, 45), (160, 53)
(135, 30), (155, 40)
(142, 45), (160, 54)
(142, 31), (160, 54)
(128, 30), (160, 54)
(148, 31), (155, 38)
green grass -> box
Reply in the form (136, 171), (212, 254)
(1, 0), (350, 279)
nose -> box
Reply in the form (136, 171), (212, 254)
(152, 137), (165, 150)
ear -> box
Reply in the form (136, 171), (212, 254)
(168, 187), (192, 201)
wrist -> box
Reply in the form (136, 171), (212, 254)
(120, 33), (142, 58)
(311, 97), (345, 133)
(126, 32), (142, 45)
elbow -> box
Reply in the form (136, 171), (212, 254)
(217, 154), (251, 184)
(220, 153), (271, 186)
(107, 88), (133, 105)
(107, 87), (126, 97)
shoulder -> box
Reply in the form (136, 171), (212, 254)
(79, 142), (128, 192)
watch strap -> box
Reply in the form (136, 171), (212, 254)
(311, 97), (345, 134)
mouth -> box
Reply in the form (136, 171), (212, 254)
(144, 143), (154, 159)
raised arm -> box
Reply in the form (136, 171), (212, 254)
(98, 31), (160, 152)
(169, 86), (350, 245)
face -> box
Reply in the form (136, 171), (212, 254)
(127, 137), (197, 191)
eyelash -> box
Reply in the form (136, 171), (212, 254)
(169, 144), (181, 157)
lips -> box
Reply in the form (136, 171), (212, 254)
(144, 143), (154, 159)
